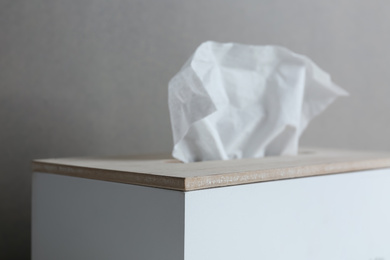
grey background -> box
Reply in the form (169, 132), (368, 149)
(1, 0), (389, 259)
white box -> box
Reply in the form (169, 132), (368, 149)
(32, 148), (390, 260)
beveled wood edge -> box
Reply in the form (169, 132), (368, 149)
(32, 161), (186, 191)
(184, 157), (390, 191)
(32, 156), (390, 191)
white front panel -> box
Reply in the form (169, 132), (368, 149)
(32, 172), (184, 260)
(185, 169), (390, 260)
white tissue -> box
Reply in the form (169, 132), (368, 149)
(168, 41), (348, 163)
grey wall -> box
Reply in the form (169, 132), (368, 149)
(1, 0), (389, 259)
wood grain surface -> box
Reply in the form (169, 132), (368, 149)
(32, 148), (390, 191)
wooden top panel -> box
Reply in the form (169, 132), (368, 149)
(32, 148), (390, 191)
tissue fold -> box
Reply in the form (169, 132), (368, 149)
(168, 41), (348, 163)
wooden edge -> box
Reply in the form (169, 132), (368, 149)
(184, 157), (390, 191)
(32, 161), (186, 191)
(32, 155), (390, 192)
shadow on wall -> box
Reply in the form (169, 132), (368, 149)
(0, 88), (110, 259)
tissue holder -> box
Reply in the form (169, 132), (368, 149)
(32, 148), (390, 260)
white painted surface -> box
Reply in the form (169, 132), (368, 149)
(185, 168), (390, 260)
(33, 169), (390, 259)
(32, 172), (184, 260)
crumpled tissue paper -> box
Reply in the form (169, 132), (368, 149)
(168, 41), (348, 163)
